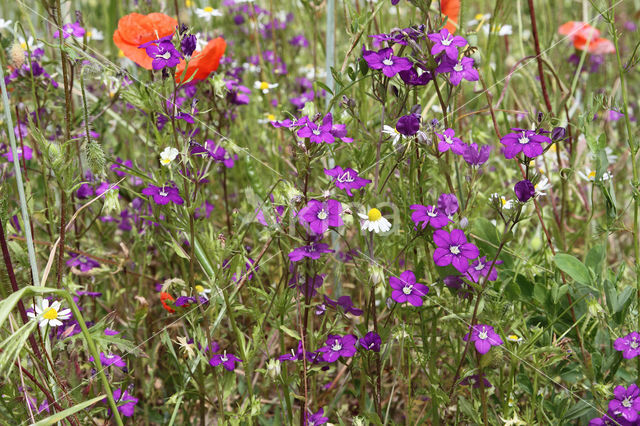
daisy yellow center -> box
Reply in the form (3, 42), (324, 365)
(43, 307), (58, 320)
(161, 158), (171, 164)
(475, 13), (484, 20)
(588, 171), (596, 179)
(501, 197), (507, 206)
(266, 114), (276, 121)
(508, 335), (519, 341)
(368, 208), (382, 222)
(87, 31), (92, 37)
(20, 42), (27, 49)
(195, 285), (205, 293)
(259, 82), (270, 90)
(204, 6), (214, 12)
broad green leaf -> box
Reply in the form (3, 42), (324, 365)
(554, 254), (591, 284)
(32, 394), (105, 426)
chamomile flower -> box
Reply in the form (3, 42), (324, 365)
(18, 35), (43, 51)
(482, 24), (513, 36)
(254, 81), (278, 94)
(490, 193), (514, 210)
(258, 113), (277, 124)
(359, 208), (392, 233)
(534, 175), (551, 197)
(382, 125), (404, 146)
(27, 299), (72, 328)
(194, 284), (212, 297)
(196, 6), (223, 22)
(578, 167), (612, 182)
(159, 147), (179, 166)
(86, 28), (104, 41)
(507, 334), (523, 343)
(467, 13), (491, 27)
(0, 19), (12, 31)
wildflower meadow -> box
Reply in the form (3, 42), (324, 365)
(1, 0), (640, 424)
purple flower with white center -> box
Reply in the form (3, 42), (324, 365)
(288, 243), (334, 262)
(389, 270), (429, 307)
(435, 128), (465, 154)
(106, 388), (138, 417)
(359, 331), (382, 352)
(289, 34), (309, 47)
(305, 408), (329, 425)
(500, 129), (551, 159)
(363, 47), (413, 78)
(463, 324), (504, 354)
(433, 229), (479, 273)
(437, 193), (459, 219)
(324, 295), (363, 316)
(89, 352), (126, 369)
(67, 254), (100, 272)
(324, 166), (371, 196)
(436, 57), (479, 86)
(299, 199), (343, 234)
(297, 114), (335, 144)
(139, 34), (183, 71)
(614, 332), (640, 359)
(396, 114), (420, 136)
(465, 256), (503, 283)
(609, 384), (640, 422)
(410, 204), (450, 229)
(4, 145), (33, 162)
(463, 143), (491, 166)
(514, 179), (536, 202)
(209, 351), (243, 371)
(141, 184), (184, 205)
(428, 29), (468, 60)
(317, 334), (357, 362)
(53, 21), (85, 39)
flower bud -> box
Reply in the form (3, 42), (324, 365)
(514, 179), (535, 202)
(369, 264), (384, 284)
(266, 358), (281, 380)
(459, 216), (469, 229)
(551, 126), (566, 141)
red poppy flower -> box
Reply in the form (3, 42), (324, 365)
(441, 0), (460, 34)
(558, 21), (615, 54)
(175, 37), (227, 84)
(160, 292), (176, 313)
(113, 13), (178, 69)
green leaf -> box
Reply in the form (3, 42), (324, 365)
(562, 400), (594, 421)
(554, 254), (591, 284)
(0, 320), (36, 377)
(279, 325), (301, 341)
(32, 394), (105, 426)
(585, 244), (605, 276)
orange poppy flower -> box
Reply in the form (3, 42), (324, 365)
(113, 13), (178, 69)
(441, 0), (461, 34)
(160, 292), (176, 313)
(175, 37), (227, 84)
(558, 21), (615, 54)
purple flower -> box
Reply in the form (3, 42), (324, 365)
(410, 204), (450, 229)
(433, 229), (479, 273)
(180, 34), (197, 56)
(614, 332), (640, 359)
(459, 374), (492, 389)
(437, 193), (459, 219)
(104, 328), (119, 336)
(296, 114), (335, 144)
(389, 270), (429, 307)
(76, 183), (94, 199)
(317, 334), (357, 362)
(4, 145), (33, 162)
(609, 384), (640, 422)
(299, 199), (343, 234)
(514, 179), (536, 202)
(462, 143), (491, 166)
(363, 47), (413, 78)
(279, 341), (304, 362)
(53, 22), (85, 39)
(359, 332), (382, 352)
(289, 34), (309, 47)
(324, 295), (363, 316)
(427, 29), (467, 60)
(500, 129), (551, 159)
(435, 128), (465, 154)
(399, 66), (433, 86)
(195, 201), (215, 219)
(67, 254), (100, 272)
(305, 408), (329, 425)
(288, 243), (334, 262)
(324, 166), (371, 196)
(139, 34), (183, 71)
(107, 388), (138, 417)
(463, 324), (504, 354)
(436, 57), (479, 86)
(396, 114), (420, 136)
(465, 256), (503, 283)
(90, 353), (126, 369)
(209, 351), (243, 371)
(289, 274), (325, 298)
(141, 184), (184, 205)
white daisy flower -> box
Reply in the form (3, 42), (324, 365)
(196, 6), (223, 22)
(86, 28), (104, 41)
(18, 35), (43, 51)
(0, 19), (12, 31)
(482, 24), (513, 36)
(27, 299), (72, 328)
(578, 167), (612, 182)
(257, 113), (277, 124)
(534, 175), (551, 197)
(160, 147), (180, 166)
(490, 193), (513, 210)
(382, 125), (404, 146)
(506, 334), (523, 343)
(194, 284), (212, 297)
(358, 208), (392, 233)
(254, 81), (278, 94)
(467, 13), (491, 27)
